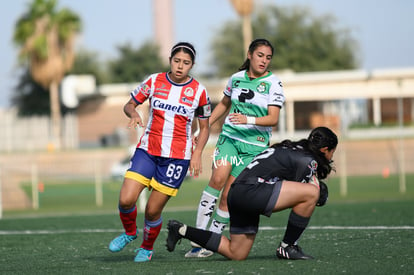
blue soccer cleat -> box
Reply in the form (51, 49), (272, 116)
(134, 248), (153, 262)
(108, 233), (137, 252)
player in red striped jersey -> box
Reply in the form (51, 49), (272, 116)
(108, 42), (211, 262)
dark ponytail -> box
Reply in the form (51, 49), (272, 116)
(271, 126), (338, 179)
(307, 127), (338, 179)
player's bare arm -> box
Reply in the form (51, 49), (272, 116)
(209, 95), (231, 127)
(123, 98), (144, 128)
(190, 118), (210, 177)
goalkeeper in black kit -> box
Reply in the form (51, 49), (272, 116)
(166, 126), (337, 260)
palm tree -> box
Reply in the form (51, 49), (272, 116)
(13, 0), (81, 150)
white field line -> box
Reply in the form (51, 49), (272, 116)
(0, 226), (413, 235)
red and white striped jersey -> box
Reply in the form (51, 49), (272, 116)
(131, 72), (211, 160)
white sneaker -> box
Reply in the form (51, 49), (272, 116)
(184, 247), (214, 258)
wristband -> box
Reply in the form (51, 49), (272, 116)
(246, 116), (256, 125)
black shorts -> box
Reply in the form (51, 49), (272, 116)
(227, 180), (282, 235)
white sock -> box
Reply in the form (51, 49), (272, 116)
(196, 189), (219, 230)
(209, 208), (230, 234)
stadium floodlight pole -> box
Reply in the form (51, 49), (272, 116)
(230, 0), (253, 57)
(153, 0), (174, 64)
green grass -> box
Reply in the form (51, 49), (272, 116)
(15, 177), (210, 215)
(325, 174), (414, 202)
(1, 175), (413, 274)
(1, 202), (413, 274)
(13, 173), (414, 216)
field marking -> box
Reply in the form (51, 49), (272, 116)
(0, 226), (413, 235)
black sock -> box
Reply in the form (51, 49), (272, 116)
(282, 211), (310, 245)
(185, 226), (221, 252)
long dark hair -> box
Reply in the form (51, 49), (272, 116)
(271, 126), (338, 179)
(239, 38), (274, 71)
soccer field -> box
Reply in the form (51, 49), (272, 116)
(1, 175), (413, 274)
(1, 201), (413, 274)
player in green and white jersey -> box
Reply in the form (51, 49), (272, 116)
(185, 38), (285, 258)
(220, 68), (284, 147)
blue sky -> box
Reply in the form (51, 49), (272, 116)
(1, 0), (413, 107)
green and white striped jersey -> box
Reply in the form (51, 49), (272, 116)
(221, 70), (285, 147)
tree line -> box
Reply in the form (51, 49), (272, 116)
(12, 0), (358, 148)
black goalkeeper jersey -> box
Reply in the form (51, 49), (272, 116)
(235, 146), (318, 185)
